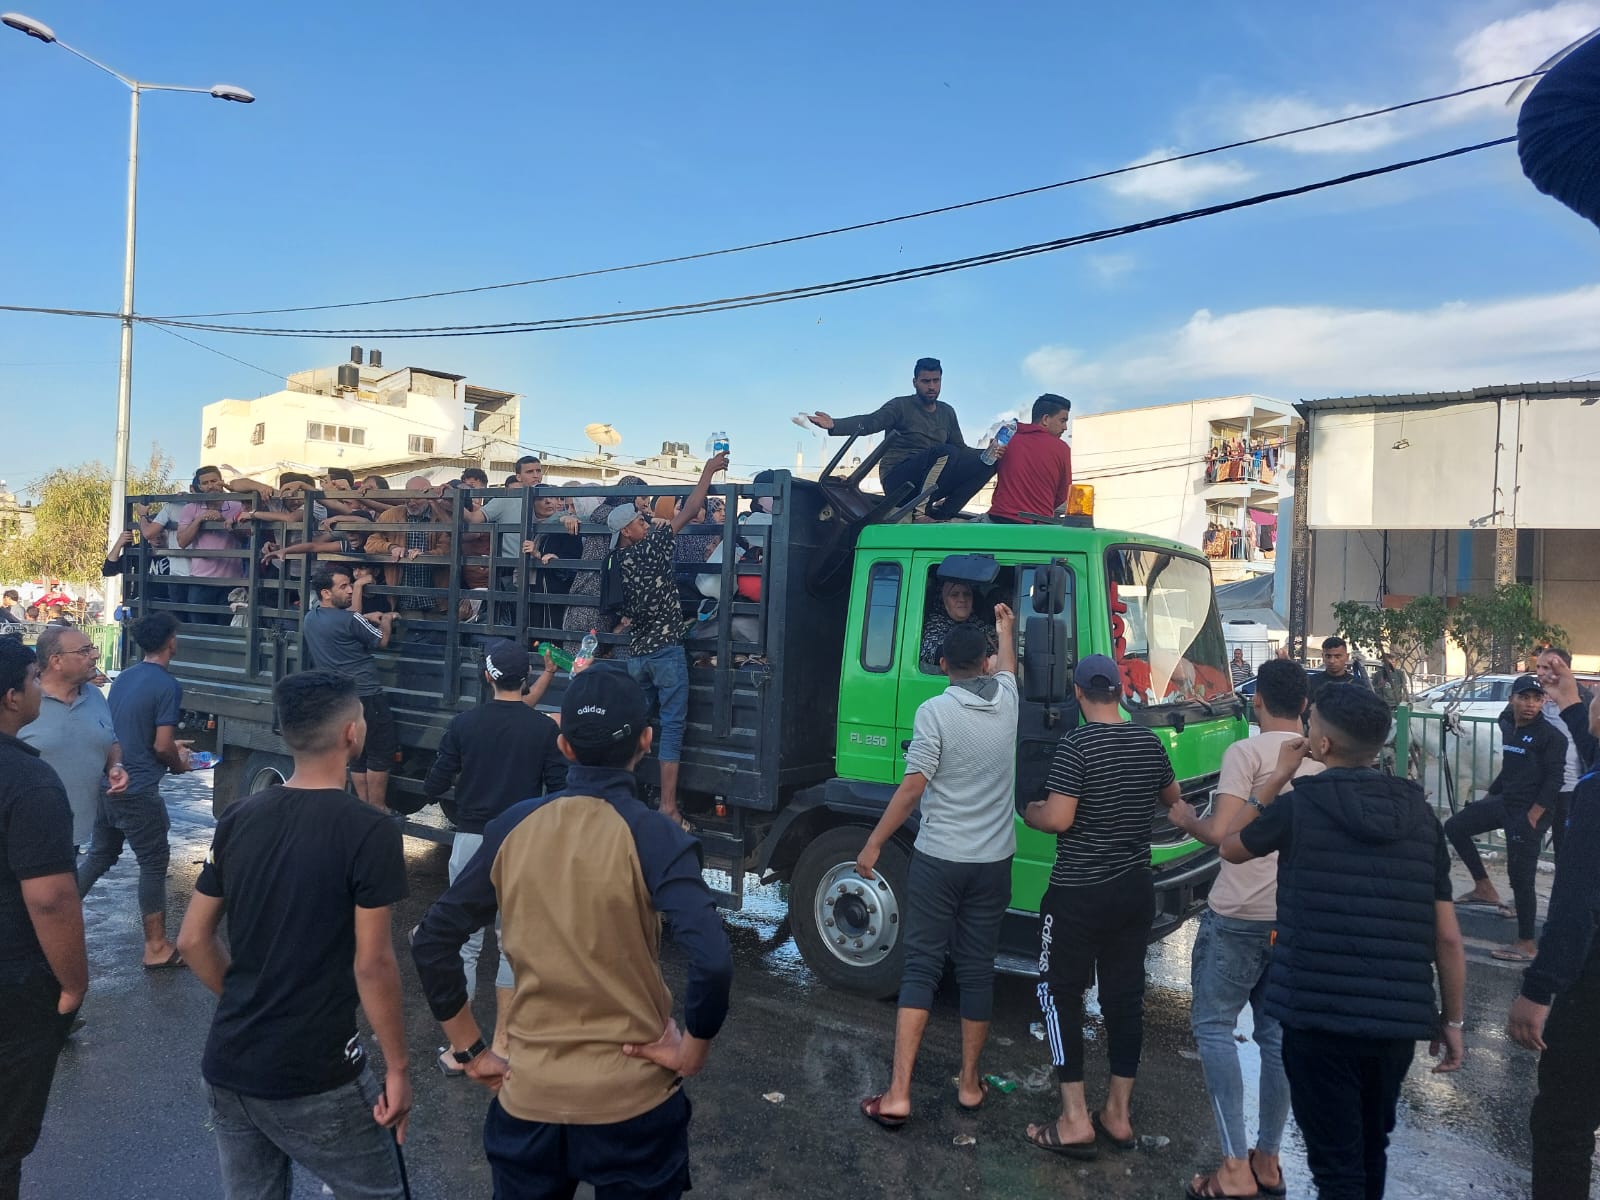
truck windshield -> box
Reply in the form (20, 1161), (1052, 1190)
(1106, 547), (1232, 709)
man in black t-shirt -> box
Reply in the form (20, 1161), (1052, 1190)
(177, 671), (411, 1200)
(1220, 685), (1466, 1200)
(1020, 655), (1180, 1160)
(1307, 635), (1370, 709)
(302, 566), (397, 811)
(0, 640), (87, 1198)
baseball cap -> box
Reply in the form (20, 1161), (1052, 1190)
(484, 639), (529, 684)
(560, 668), (650, 752)
(1511, 674), (1545, 696)
(1073, 654), (1122, 693)
(607, 504), (647, 546)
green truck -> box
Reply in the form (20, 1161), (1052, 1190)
(129, 456), (1244, 998)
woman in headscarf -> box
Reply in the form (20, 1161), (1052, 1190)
(563, 475), (648, 648)
(919, 579), (996, 668)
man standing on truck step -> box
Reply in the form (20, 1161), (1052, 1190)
(76, 611), (190, 969)
(302, 566), (398, 812)
(1219, 684), (1466, 1200)
(601, 449), (729, 832)
(986, 394), (1072, 524)
(1166, 659), (1323, 1200)
(177, 671), (412, 1200)
(855, 607), (1019, 1129)
(411, 668), (732, 1199)
(1021, 654), (1181, 1160)
(810, 357), (996, 521)
(1447, 673), (1566, 963)
(0, 638), (89, 1199)
(422, 639), (566, 1074)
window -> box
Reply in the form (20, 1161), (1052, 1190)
(917, 563), (1010, 674)
(204, 427), (217, 449)
(1107, 546), (1231, 708)
(306, 422), (366, 446)
(860, 562), (901, 672)
(408, 434), (436, 454)
(250, 422), (265, 445)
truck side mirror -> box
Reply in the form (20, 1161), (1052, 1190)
(1023, 614), (1070, 703)
(1031, 564), (1068, 616)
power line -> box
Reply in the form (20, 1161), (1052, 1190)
(156, 72), (1544, 321)
(133, 137), (1515, 341)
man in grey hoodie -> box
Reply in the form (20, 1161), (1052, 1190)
(856, 604), (1018, 1127)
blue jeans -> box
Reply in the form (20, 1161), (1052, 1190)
(1189, 908), (1288, 1160)
(449, 832), (513, 998)
(206, 1063), (405, 1200)
(77, 788), (170, 918)
(625, 645), (689, 762)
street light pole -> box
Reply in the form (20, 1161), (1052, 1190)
(2, 12), (253, 616)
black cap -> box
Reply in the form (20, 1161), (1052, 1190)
(1511, 674), (1545, 696)
(484, 640), (530, 685)
(1074, 653), (1121, 692)
(560, 668), (650, 752)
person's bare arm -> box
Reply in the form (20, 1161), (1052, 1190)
(21, 873), (87, 1013)
(152, 725), (191, 773)
(523, 648), (557, 708)
(176, 891), (230, 996)
(371, 611), (396, 649)
(670, 453), (730, 535)
(177, 508), (221, 548)
(1431, 901), (1467, 1072)
(1170, 791), (1246, 846)
(353, 905), (413, 1142)
(1024, 790), (1079, 833)
(993, 603), (1017, 676)
(855, 771), (929, 878)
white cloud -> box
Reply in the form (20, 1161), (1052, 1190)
(1023, 285), (1600, 406)
(1086, 252), (1138, 283)
(1231, 96), (1407, 154)
(1105, 148), (1255, 206)
(1453, 2), (1600, 96)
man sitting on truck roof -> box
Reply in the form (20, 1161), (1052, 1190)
(810, 357), (995, 521)
(600, 449), (729, 832)
(987, 394), (1073, 524)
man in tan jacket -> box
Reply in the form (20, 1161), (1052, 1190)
(362, 477), (454, 614)
(411, 669), (732, 1198)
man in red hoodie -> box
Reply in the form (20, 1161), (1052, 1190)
(987, 394), (1073, 524)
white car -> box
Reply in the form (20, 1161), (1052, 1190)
(1411, 675), (1519, 721)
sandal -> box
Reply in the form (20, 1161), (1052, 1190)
(1185, 1173), (1260, 1200)
(1453, 892), (1500, 907)
(142, 948), (184, 971)
(1494, 905), (1517, 920)
(1092, 1110), (1136, 1151)
(435, 1047), (464, 1078)
(1491, 946), (1536, 962)
(1250, 1150), (1287, 1198)
(860, 1093), (907, 1130)
(1023, 1120), (1098, 1160)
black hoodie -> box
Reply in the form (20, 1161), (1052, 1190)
(1241, 767), (1451, 1041)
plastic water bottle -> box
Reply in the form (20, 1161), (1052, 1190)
(707, 431), (730, 458)
(535, 641), (576, 670)
(982, 418), (1018, 466)
(187, 751), (219, 771)
(573, 629), (599, 673)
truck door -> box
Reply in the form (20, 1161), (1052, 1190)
(835, 557), (910, 785)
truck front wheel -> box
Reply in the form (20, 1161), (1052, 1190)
(790, 825), (910, 1000)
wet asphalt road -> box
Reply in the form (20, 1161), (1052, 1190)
(24, 776), (1567, 1199)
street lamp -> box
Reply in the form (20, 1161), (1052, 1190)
(2, 12), (253, 614)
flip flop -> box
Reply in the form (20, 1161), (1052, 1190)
(1453, 893), (1500, 907)
(1491, 947), (1536, 963)
(142, 949), (183, 971)
(956, 1080), (990, 1114)
(1092, 1110), (1136, 1151)
(1494, 905), (1517, 920)
(1185, 1173), (1260, 1200)
(860, 1093), (907, 1130)
(1250, 1150), (1287, 1198)
(1023, 1120), (1098, 1160)
(435, 1047), (465, 1078)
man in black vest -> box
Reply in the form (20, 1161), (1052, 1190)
(1221, 685), (1466, 1200)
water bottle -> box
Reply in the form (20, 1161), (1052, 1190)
(573, 629), (599, 672)
(982, 418), (1018, 466)
(707, 431), (730, 458)
(187, 751), (219, 771)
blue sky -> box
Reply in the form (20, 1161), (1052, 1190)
(3, 0), (1598, 490)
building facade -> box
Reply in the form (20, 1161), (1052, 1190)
(1072, 394), (1300, 584)
(1292, 381), (1600, 670)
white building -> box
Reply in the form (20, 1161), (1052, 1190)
(199, 349), (525, 481)
(1072, 394), (1301, 584)
(1293, 381), (1600, 669)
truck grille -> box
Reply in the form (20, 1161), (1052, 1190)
(1152, 772), (1219, 846)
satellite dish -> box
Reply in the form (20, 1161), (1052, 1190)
(585, 423), (622, 456)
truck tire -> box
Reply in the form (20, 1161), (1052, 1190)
(220, 751), (295, 818)
(790, 825), (910, 999)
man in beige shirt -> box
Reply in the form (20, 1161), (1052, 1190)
(1168, 659), (1323, 1200)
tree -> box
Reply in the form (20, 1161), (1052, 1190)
(0, 447), (176, 588)
(1331, 593), (1448, 699)
(1447, 582), (1565, 679)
